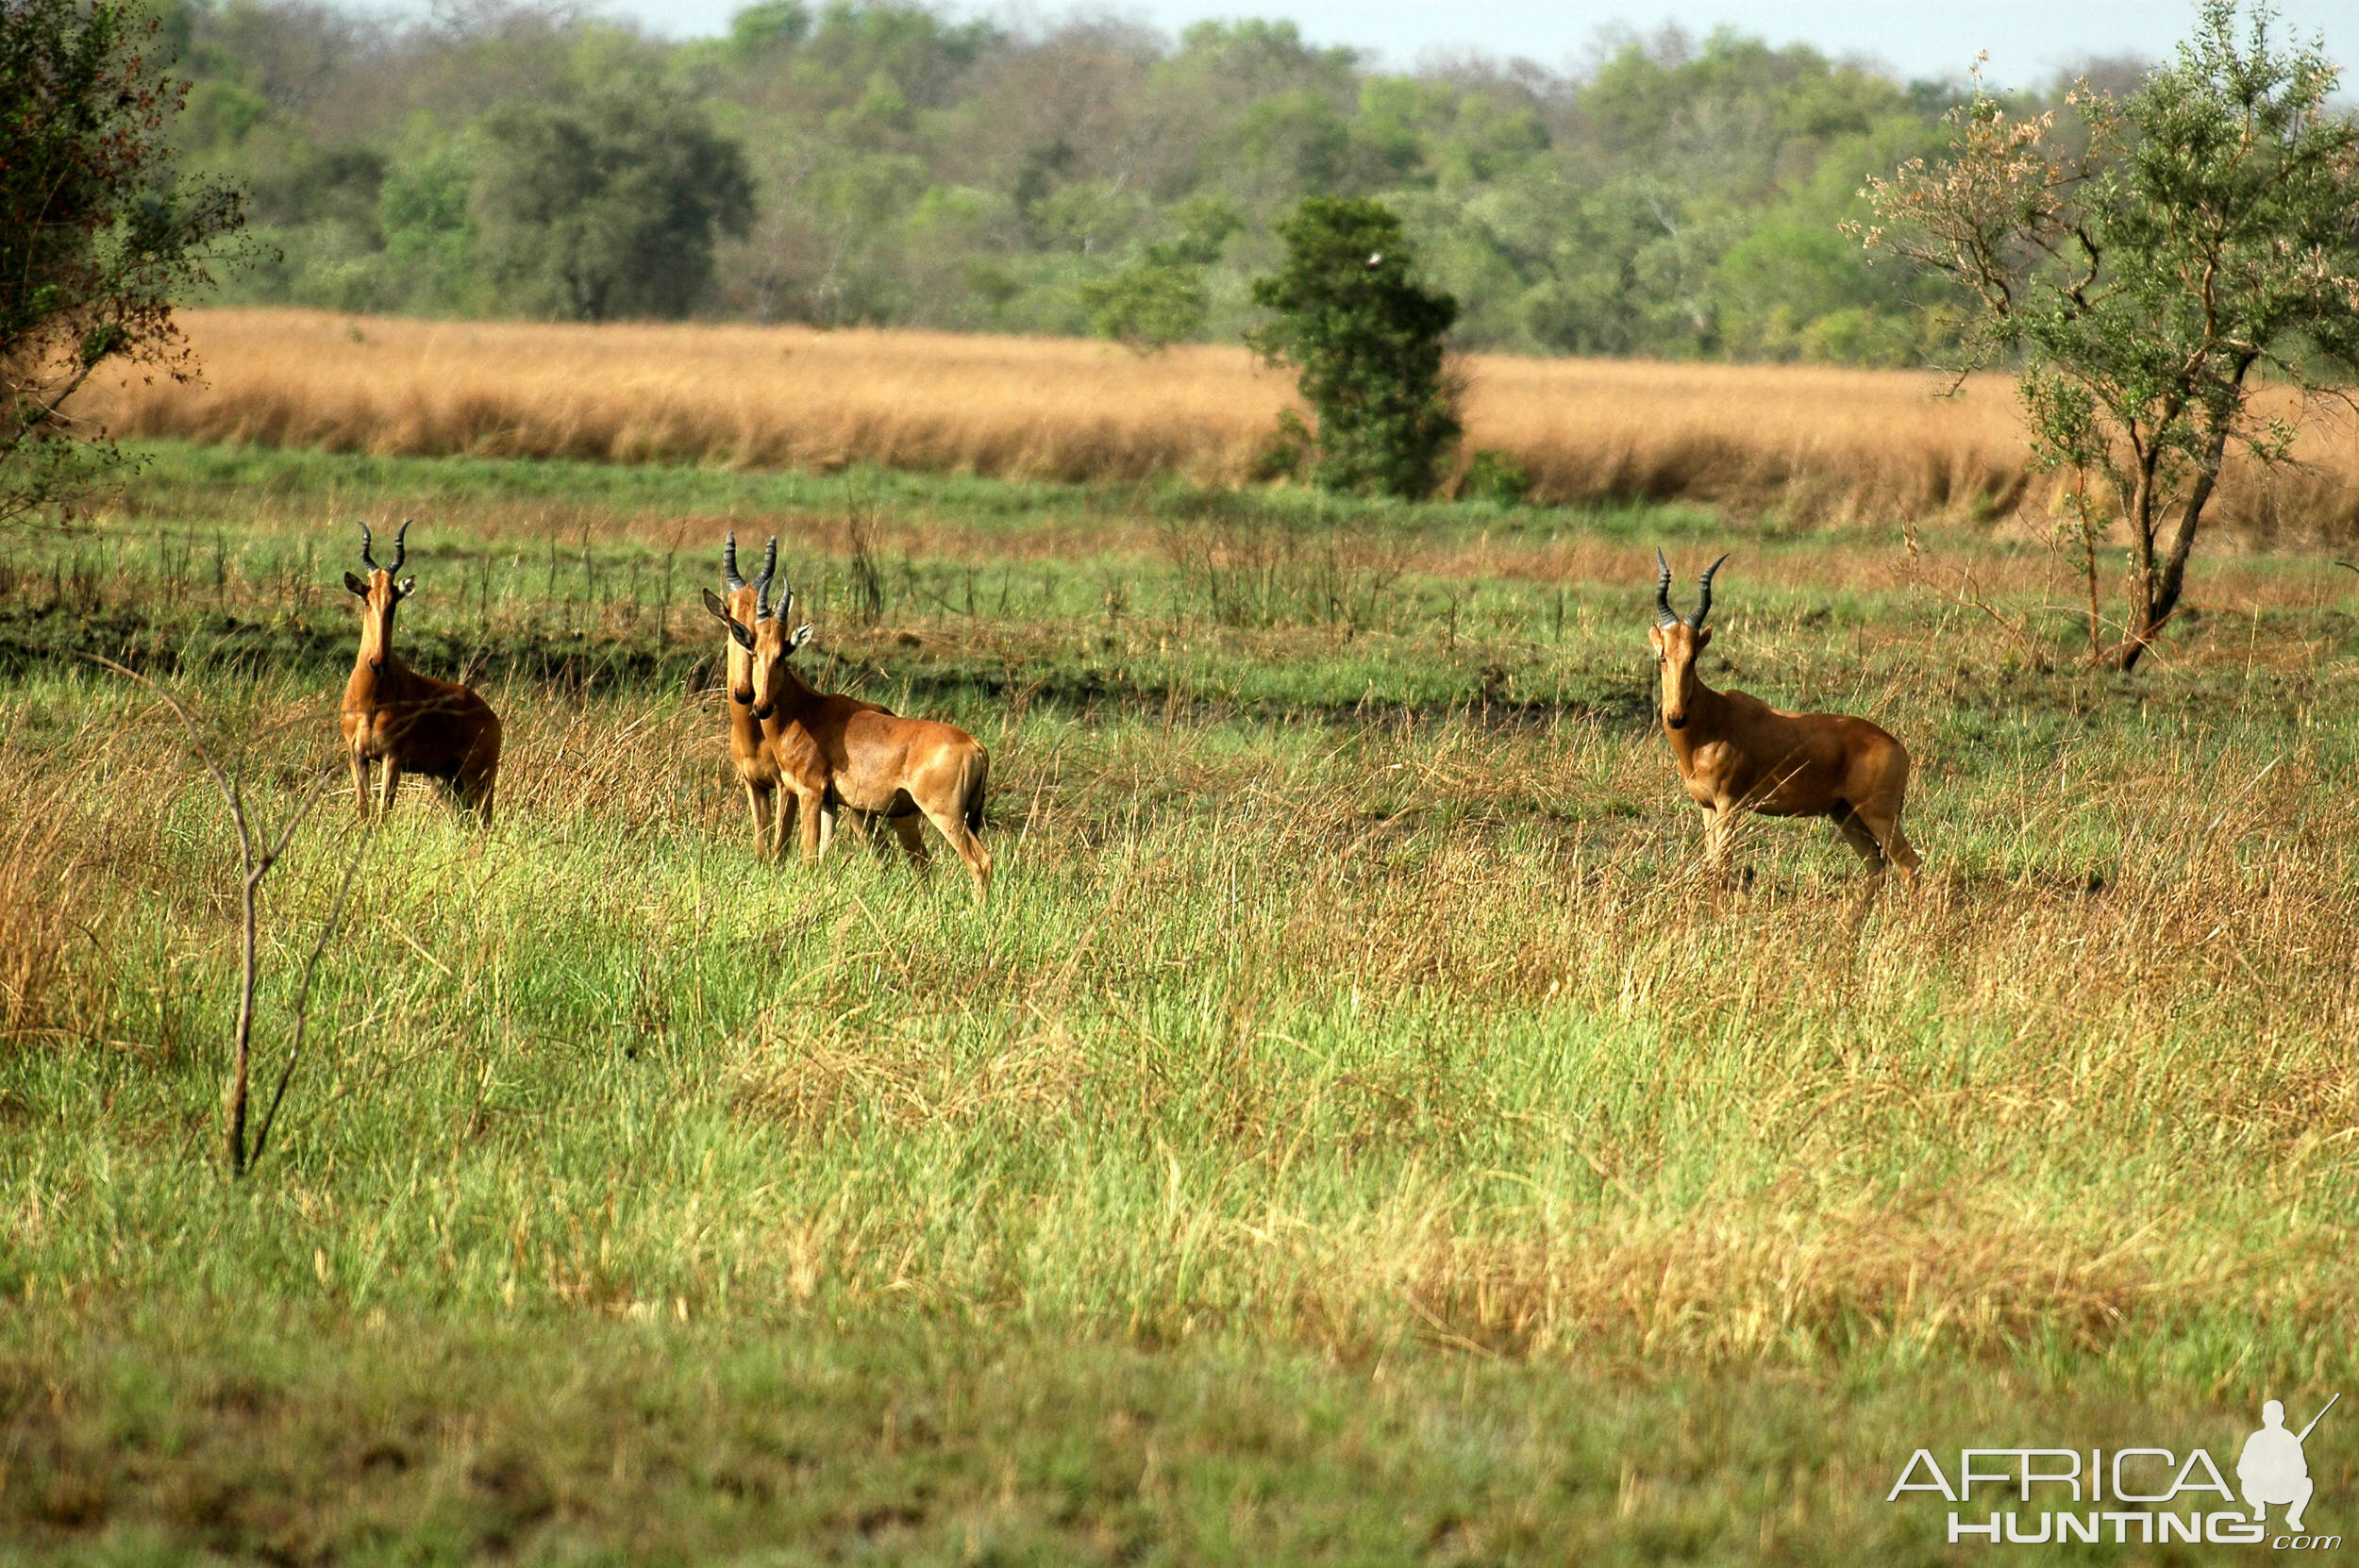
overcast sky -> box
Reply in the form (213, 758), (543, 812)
(582, 0), (2357, 86)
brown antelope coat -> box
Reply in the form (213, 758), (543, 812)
(1649, 551), (1919, 883)
(341, 521), (502, 823)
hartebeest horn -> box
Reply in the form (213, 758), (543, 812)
(722, 531), (746, 592)
(1654, 549), (1681, 629)
(359, 521), (380, 573)
(754, 537), (779, 620)
(389, 521), (409, 575)
(1690, 553), (1730, 630)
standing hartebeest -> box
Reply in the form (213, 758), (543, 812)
(341, 521), (503, 824)
(711, 532), (793, 859)
(701, 542), (992, 899)
(1649, 550), (1920, 884)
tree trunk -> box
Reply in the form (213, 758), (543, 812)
(2117, 449), (2163, 672)
(226, 869), (258, 1176)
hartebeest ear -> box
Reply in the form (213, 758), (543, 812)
(396, 575), (416, 599)
(1694, 626), (1712, 650)
(788, 624), (814, 653)
(701, 589), (756, 650)
(344, 571), (369, 598)
(1647, 623), (1665, 655)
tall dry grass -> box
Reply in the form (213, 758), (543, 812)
(97, 309), (2359, 533)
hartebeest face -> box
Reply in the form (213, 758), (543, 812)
(1648, 618), (1710, 729)
(745, 606), (814, 722)
(701, 533), (810, 719)
(1649, 547), (1726, 731)
(343, 522), (416, 674)
(703, 533), (777, 709)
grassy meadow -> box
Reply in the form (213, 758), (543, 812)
(90, 309), (2359, 535)
(5, 437), (2359, 1562)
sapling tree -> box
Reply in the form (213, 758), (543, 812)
(1249, 196), (1461, 500)
(94, 660), (362, 1178)
(1855, 1), (2359, 670)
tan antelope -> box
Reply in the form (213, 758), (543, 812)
(341, 521), (503, 824)
(711, 533), (794, 859)
(701, 542), (993, 899)
(1649, 550), (1920, 884)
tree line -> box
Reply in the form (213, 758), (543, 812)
(165, 0), (2041, 362)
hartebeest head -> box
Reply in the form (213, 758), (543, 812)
(702, 533), (774, 708)
(343, 521), (416, 674)
(701, 534), (811, 719)
(1647, 548), (1729, 731)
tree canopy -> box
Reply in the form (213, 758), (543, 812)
(2, 0), (247, 526)
(1860, 0), (2359, 668)
(159, 1), (1992, 359)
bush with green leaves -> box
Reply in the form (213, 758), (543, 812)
(0, 0), (247, 527)
(473, 83), (756, 323)
(1248, 196), (1460, 499)
(1860, 0), (2359, 670)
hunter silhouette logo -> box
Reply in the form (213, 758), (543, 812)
(1887, 1394), (2341, 1549)
(2241, 1394), (2336, 1534)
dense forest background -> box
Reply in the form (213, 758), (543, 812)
(165, 0), (2140, 364)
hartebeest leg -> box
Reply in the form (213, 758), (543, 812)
(918, 804), (991, 902)
(745, 780), (772, 859)
(887, 810), (930, 872)
(376, 759), (403, 821)
(774, 792), (798, 863)
(1832, 810), (1888, 875)
(795, 786), (827, 864)
(460, 757), (497, 826)
(351, 751), (373, 823)
(1701, 805), (1733, 877)
(1865, 812), (1922, 888)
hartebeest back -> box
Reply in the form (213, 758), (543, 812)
(1648, 550), (1920, 883)
(341, 521), (503, 824)
(702, 544), (992, 899)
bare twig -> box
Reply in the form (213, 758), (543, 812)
(83, 653), (348, 1176)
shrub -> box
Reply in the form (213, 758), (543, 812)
(1248, 196), (1461, 500)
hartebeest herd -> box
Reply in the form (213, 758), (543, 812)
(336, 525), (1921, 892)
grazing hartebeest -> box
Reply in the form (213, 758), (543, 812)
(712, 532), (793, 859)
(1649, 550), (1919, 884)
(341, 521), (503, 824)
(701, 550), (992, 899)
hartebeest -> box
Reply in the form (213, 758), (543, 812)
(1649, 550), (1919, 884)
(711, 532), (793, 859)
(341, 521), (503, 824)
(701, 543), (992, 899)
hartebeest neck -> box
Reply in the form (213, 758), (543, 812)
(344, 621), (417, 712)
(762, 663), (828, 726)
(1662, 672), (1730, 765)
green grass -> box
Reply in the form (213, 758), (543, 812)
(4, 442), (2358, 1562)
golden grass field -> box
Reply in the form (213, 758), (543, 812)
(91, 308), (2359, 535)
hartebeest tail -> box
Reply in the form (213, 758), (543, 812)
(702, 542), (993, 900)
(1648, 550), (1919, 884)
(341, 521), (503, 824)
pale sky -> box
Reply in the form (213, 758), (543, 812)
(595, 0), (2358, 86)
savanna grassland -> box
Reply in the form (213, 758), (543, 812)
(93, 309), (2359, 534)
(5, 437), (2359, 1564)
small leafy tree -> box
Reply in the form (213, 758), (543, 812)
(1080, 260), (1209, 353)
(1249, 196), (1461, 499)
(473, 82), (756, 322)
(1082, 198), (1239, 353)
(1, 0), (248, 529)
(1856, 2), (2359, 670)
